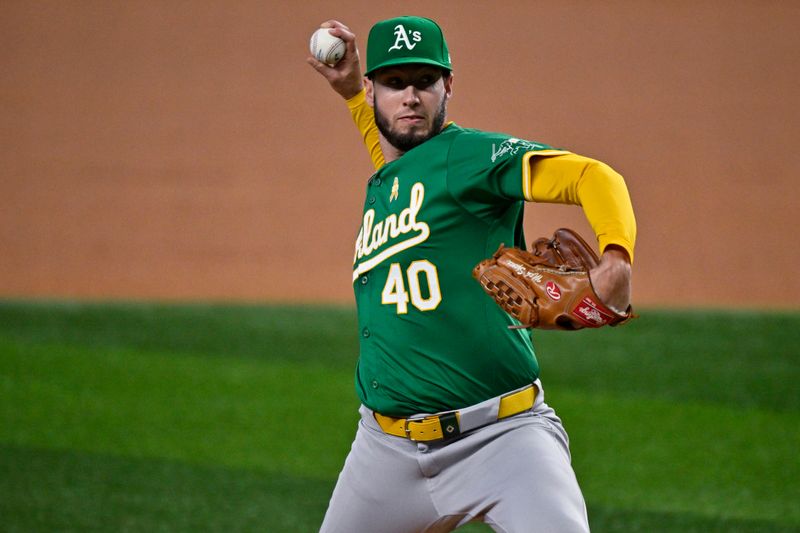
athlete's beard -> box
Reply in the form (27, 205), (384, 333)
(373, 95), (447, 154)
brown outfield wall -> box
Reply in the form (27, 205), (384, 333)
(1, 1), (799, 308)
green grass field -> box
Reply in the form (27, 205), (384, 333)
(1, 300), (798, 532)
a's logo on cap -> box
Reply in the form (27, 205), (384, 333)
(389, 24), (422, 51)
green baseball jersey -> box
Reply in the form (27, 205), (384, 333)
(352, 123), (559, 417)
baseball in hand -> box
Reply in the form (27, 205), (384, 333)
(310, 28), (345, 66)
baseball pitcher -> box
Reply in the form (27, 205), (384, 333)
(308, 16), (636, 533)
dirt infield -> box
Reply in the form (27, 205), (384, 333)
(1, 1), (798, 308)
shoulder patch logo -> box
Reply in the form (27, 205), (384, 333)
(490, 138), (547, 163)
(390, 177), (399, 202)
(389, 25), (422, 51)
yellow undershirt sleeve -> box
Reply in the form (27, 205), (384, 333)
(346, 89), (385, 170)
(524, 153), (637, 262)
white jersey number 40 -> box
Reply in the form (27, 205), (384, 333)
(381, 261), (442, 314)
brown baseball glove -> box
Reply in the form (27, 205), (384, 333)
(472, 228), (633, 330)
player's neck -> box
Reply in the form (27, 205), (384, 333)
(379, 135), (406, 163)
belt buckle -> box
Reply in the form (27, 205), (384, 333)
(404, 412), (461, 442)
(403, 416), (424, 441)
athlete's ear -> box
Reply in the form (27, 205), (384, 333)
(443, 72), (454, 100)
(365, 77), (375, 108)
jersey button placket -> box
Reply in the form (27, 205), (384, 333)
(361, 173), (380, 395)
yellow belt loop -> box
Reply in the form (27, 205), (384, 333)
(498, 385), (535, 419)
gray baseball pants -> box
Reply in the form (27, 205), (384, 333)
(319, 382), (590, 532)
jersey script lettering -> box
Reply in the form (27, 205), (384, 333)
(352, 182), (429, 281)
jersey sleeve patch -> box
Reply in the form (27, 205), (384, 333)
(490, 138), (552, 164)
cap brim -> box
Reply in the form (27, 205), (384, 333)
(365, 57), (452, 76)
